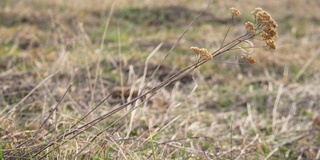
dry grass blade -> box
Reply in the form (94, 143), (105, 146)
(294, 47), (320, 81)
(272, 83), (283, 133)
(138, 43), (163, 95)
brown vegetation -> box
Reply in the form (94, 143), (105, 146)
(1, 0), (320, 159)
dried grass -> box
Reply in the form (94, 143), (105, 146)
(1, 1), (320, 159)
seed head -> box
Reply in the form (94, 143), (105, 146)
(257, 11), (271, 22)
(262, 32), (272, 40)
(229, 7), (241, 16)
(245, 21), (255, 34)
(241, 53), (256, 63)
(251, 7), (263, 15)
(250, 8), (278, 50)
(270, 19), (278, 28)
(265, 39), (276, 49)
(266, 27), (278, 37)
(190, 46), (212, 60)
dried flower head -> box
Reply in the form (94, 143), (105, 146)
(241, 53), (256, 63)
(229, 7), (241, 16)
(265, 27), (278, 37)
(190, 46), (212, 60)
(245, 21), (255, 34)
(270, 19), (278, 28)
(251, 7), (263, 15)
(265, 39), (276, 49)
(189, 8), (278, 64)
(262, 32), (272, 40)
(256, 11), (271, 22)
(250, 8), (278, 50)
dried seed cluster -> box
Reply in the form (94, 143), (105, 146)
(190, 46), (212, 60)
(245, 22), (255, 34)
(241, 53), (256, 63)
(252, 8), (278, 49)
(229, 7), (241, 16)
(189, 7), (278, 64)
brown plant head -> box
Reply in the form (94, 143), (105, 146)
(241, 53), (256, 63)
(245, 21), (255, 34)
(250, 8), (278, 49)
(190, 7), (278, 64)
(229, 7), (241, 16)
(251, 7), (263, 15)
(190, 46), (212, 60)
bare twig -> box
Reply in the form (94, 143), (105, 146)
(220, 15), (234, 48)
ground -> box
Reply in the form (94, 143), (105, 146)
(1, 0), (320, 159)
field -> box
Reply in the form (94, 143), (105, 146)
(1, 0), (320, 159)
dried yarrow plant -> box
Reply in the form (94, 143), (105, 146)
(190, 46), (213, 60)
(192, 7), (278, 63)
(5, 7), (278, 159)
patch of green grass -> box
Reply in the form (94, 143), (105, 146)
(200, 140), (212, 151)
(262, 143), (270, 156)
(29, 153), (34, 160)
(150, 135), (157, 160)
(0, 142), (8, 159)
(300, 108), (313, 119)
(104, 145), (112, 160)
